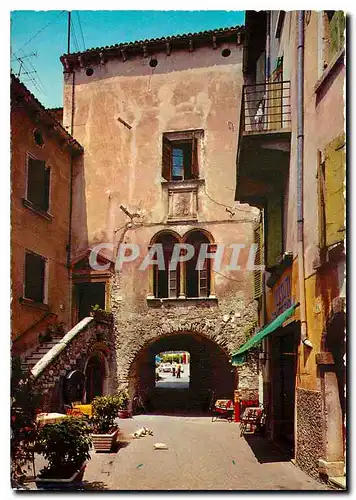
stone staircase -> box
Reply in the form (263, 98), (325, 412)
(22, 336), (64, 372)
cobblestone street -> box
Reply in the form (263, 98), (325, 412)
(29, 415), (329, 491)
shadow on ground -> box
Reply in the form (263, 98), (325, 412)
(243, 435), (291, 463)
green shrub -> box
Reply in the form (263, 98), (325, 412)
(117, 389), (129, 410)
(91, 395), (120, 433)
(37, 417), (92, 479)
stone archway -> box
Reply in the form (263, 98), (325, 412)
(128, 331), (237, 413)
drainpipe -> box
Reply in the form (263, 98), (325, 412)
(296, 11), (312, 348)
(67, 68), (76, 326)
(265, 11), (271, 82)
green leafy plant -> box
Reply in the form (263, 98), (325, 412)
(36, 418), (92, 479)
(11, 356), (42, 486)
(91, 395), (120, 434)
(38, 322), (65, 344)
(117, 389), (129, 410)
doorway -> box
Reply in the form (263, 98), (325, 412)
(85, 354), (106, 403)
(271, 324), (299, 455)
(76, 282), (106, 321)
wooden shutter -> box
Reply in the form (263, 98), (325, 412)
(168, 265), (177, 298)
(324, 134), (345, 247)
(162, 136), (172, 181)
(198, 257), (208, 297)
(253, 223), (263, 299)
(266, 195), (283, 268)
(25, 252), (45, 303)
(27, 157), (47, 208)
(191, 133), (199, 179)
(317, 151), (327, 249)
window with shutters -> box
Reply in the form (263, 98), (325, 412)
(162, 131), (200, 181)
(317, 134), (345, 249)
(185, 231), (211, 298)
(26, 155), (50, 212)
(153, 233), (180, 298)
(322, 11), (345, 70)
(24, 250), (47, 303)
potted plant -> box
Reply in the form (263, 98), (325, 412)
(90, 304), (113, 324)
(35, 417), (92, 489)
(91, 395), (121, 452)
(11, 357), (42, 488)
(117, 389), (131, 419)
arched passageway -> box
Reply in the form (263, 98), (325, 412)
(128, 332), (236, 414)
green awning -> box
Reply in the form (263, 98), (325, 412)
(231, 303), (299, 366)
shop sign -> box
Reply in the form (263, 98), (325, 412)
(271, 273), (292, 320)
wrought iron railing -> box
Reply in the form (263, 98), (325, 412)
(241, 81), (291, 133)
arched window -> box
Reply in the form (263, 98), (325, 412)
(185, 231), (211, 298)
(153, 233), (180, 298)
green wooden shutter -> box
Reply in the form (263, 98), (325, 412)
(266, 195), (283, 268)
(254, 222), (263, 299)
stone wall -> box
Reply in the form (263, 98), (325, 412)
(111, 272), (259, 393)
(296, 387), (324, 477)
(32, 318), (117, 411)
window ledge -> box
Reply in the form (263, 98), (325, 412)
(147, 296), (218, 307)
(161, 178), (205, 190)
(314, 47), (345, 95)
(19, 297), (49, 311)
(22, 198), (53, 221)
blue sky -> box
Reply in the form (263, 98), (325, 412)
(10, 10), (245, 108)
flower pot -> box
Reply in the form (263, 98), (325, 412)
(35, 463), (86, 490)
(91, 428), (120, 452)
(118, 409), (131, 419)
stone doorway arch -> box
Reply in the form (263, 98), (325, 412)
(128, 331), (237, 413)
(84, 352), (109, 402)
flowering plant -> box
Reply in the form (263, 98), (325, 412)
(11, 357), (42, 486)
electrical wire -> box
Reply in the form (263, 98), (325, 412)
(76, 11), (86, 51)
(12, 10), (66, 57)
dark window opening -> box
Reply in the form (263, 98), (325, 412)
(185, 232), (211, 298)
(76, 282), (106, 321)
(153, 234), (180, 298)
(149, 58), (158, 68)
(221, 48), (231, 57)
(26, 156), (50, 212)
(33, 129), (44, 147)
(162, 133), (199, 181)
(86, 67), (94, 76)
(24, 251), (46, 303)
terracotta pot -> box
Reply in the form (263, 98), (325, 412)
(35, 463), (86, 490)
(91, 428), (120, 452)
(118, 409), (131, 419)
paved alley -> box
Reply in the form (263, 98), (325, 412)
(30, 415), (329, 491)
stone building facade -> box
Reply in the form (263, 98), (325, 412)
(61, 26), (260, 410)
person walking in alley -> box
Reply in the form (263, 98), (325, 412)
(172, 363), (176, 377)
(176, 364), (181, 379)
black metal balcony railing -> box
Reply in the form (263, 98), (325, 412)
(241, 81), (291, 133)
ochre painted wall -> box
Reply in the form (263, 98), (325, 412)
(11, 105), (76, 343)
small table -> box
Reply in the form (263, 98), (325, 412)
(72, 404), (93, 417)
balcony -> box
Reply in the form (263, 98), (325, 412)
(241, 80), (291, 135)
(235, 81), (292, 207)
